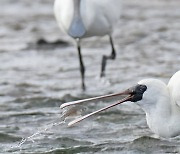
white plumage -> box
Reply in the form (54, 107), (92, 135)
(54, 0), (121, 37)
(137, 71), (180, 138)
(54, 0), (121, 89)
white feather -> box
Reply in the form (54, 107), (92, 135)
(54, 0), (121, 38)
(168, 70), (180, 107)
(137, 72), (180, 138)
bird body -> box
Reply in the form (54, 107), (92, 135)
(134, 71), (180, 138)
(54, 0), (121, 89)
(54, 0), (74, 35)
(54, 0), (121, 38)
(138, 77), (180, 138)
(168, 71), (180, 107)
(136, 71), (180, 137)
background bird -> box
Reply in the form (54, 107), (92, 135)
(61, 70), (180, 138)
(54, 0), (121, 90)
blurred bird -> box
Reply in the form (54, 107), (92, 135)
(61, 70), (180, 138)
(54, 0), (121, 90)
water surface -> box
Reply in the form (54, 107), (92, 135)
(0, 0), (180, 153)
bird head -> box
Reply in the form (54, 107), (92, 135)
(133, 79), (168, 113)
(60, 79), (169, 126)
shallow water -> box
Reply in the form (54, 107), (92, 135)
(0, 0), (180, 153)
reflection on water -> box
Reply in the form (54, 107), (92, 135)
(1, 0), (180, 153)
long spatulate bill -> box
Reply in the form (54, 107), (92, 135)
(68, 95), (132, 126)
(60, 91), (130, 109)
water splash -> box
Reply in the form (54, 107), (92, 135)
(10, 118), (65, 151)
(9, 106), (85, 152)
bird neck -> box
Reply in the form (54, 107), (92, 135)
(145, 91), (173, 137)
(68, 0), (86, 38)
(137, 83), (171, 116)
(73, 0), (81, 16)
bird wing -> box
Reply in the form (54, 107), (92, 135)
(168, 71), (180, 107)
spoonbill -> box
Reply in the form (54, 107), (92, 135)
(54, 0), (121, 90)
(60, 70), (180, 138)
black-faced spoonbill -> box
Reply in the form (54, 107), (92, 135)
(60, 70), (180, 138)
(54, 0), (121, 90)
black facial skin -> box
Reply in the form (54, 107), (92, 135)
(129, 84), (147, 102)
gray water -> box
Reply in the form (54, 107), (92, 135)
(1, 0), (180, 153)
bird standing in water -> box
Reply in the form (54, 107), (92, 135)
(61, 70), (180, 138)
(54, 0), (121, 90)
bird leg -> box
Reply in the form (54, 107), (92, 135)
(77, 39), (86, 90)
(100, 36), (116, 77)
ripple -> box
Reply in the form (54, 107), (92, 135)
(39, 145), (102, 154)
(1, 0), (180, 153)
(0, 132), (21, 143)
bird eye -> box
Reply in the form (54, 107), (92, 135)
(138, 85), (147, 92)
(139, 87), (143, 91)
